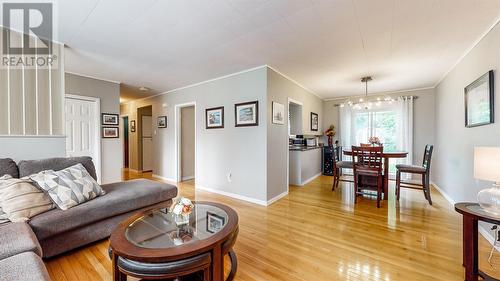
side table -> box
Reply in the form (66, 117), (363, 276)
(455, 202), (500, 281)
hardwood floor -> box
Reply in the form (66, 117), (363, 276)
(45, 172), (500, 280)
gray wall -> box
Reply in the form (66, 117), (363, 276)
(65, 73), (123, 184)
(121, 67), (268, 203)
(0, 137), (66, 162)
(181, 106), (195, 180)
(322, 88), (436, 166)
(434, 22), (500, 202)
(266, 68), (324, 201)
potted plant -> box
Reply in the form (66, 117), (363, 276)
(325, 125), (336, 147)
(368, 136), (381, 146)
(172, 197), (194, 225)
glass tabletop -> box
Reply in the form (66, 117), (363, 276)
(125, 203), (228, 249)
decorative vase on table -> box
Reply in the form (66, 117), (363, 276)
(172, 197), (194, 225)
(328, 136), (333, 147)
(474, 147), (500, 216)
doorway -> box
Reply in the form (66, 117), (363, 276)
(175, 102), (196, 182)
(123, 116), (129, 168)
(138, 106), (153, 172)
(65, 94), (102, 183)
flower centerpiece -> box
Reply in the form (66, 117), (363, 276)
(368, 136), (381, 146)
(325, 125), (336, 147)
(172, 197), (194, 225)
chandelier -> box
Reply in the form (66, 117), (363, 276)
(339, 76), (395, 109)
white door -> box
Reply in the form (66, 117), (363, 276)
(65, 96), (101, 181)
(142, 115), (153, 171)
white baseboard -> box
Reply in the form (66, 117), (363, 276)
(267, 191), (288, 206)
(182, 175), (195, 181)
(195, 185), (268, 206)
(431, 181), (499, 251)
(152, 174), (177, 184)
(430, 181), (456, 205)
(299, 172), (322, 187)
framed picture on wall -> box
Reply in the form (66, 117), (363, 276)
(130, 120), (136, 132)
(102, 127), (119, 138)
(311, 112), (319, 131)
(206, 106), (224, 129)
(465, 70), (494, 128)
(272, 102), (285, 125)
(157, 116), (167, 128)
(102, 113), (119, 126)
(235, 101), (258, 127)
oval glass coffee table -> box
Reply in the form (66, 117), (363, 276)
(109, 202), (239, 281)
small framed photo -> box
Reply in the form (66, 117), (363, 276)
(206, 212), (226, 233)
(102, 113), (119, 126)
(206, 106), (224, 129)
(311, 112), (318, 131)
(157, 116), (167, 128)
(102, 127), (119, 138)
(465, 70), (494, 128)
(272, 102), (285, 125)
(130, 120), (136, 132)
(235, 101), (258, 127)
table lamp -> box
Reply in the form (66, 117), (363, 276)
(474, 147), (500, 215)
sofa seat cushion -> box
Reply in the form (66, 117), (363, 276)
(0, 222), (42, 260)
(29, 179), (178, 240)
(0, 252), (51, 281)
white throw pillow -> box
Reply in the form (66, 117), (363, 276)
(30, 163), (106, 210)
(0, 175), (54, 222)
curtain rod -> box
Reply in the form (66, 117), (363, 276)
(332, 95), (419, 107)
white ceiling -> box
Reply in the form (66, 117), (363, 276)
(57, 0), (500, 99)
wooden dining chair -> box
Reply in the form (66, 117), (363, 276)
(395, 145), (434, 205)
(332, 146), (353, 190)
(352, 145), (384, 208)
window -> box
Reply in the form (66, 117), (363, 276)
(353, 110), (399, 173)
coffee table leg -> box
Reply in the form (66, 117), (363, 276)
(226, 250), (238, 281)
(212, 247), (223, 281)
(112, 253), (127, 281)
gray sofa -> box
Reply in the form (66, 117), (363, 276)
(0, 157), (178, 280)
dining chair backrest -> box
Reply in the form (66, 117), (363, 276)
(422, 144), (434, 171)
(333, 146), (342, 163)
(351, 145), (383, 171)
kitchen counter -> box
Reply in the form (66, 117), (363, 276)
(289, 145), (323, 151)
(289, 147), (322, 186)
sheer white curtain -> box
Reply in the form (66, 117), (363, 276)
(397, 96), (413, 167)
(339, 105), (354, 151)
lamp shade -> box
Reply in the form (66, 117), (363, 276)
(474, 147), (500, 182)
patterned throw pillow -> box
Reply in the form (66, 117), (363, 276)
(0, 175), (54, 222)
(30, 163), (106, 210)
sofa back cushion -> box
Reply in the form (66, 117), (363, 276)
(18, 156), (97, 180)
(0, 158), (19, 178)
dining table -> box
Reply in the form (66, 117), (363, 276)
(343, 149), (408, 200)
